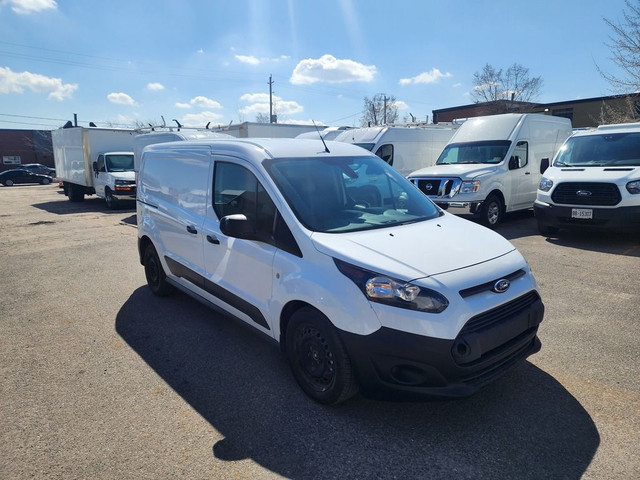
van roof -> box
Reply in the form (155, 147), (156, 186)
(142, 137), (372, 162)
(450, 113), (570, 143)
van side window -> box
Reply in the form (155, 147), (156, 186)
(214, 162), (301, 256)
(375, 144), (394, 166)
(513, 141), (528, 169)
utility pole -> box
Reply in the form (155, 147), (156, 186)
(383, 95), (387, 125)
(268, 75), (276, 123)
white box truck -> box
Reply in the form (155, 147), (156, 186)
(53, 126), (137, 208)
(407, 114), (572, 228)
(333, 125), (458, 177)
(535, 122), (640, 234)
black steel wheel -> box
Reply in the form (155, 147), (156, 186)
(143, 244), (174, 297)
(285, 307), (358, 405)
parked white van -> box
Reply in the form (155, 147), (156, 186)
(408, 114), (572, 227)
(137, 138), (545, 404)
(535, 122), (640, 234)
(333, 125), (457, 177)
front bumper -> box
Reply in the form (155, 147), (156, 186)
(534, 200), (640, 232)
(338, 291), (544, 400)
(112, 186), (137, 201)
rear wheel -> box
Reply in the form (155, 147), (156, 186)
(41, 178), (51, 185)
(479, 194), (503, 228)
(143, 244), (174, 297)
(4, 179), (14, 186)
(68, 183), (84, 202)
(285, 307), (358, 405)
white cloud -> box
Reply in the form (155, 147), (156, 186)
(146, 82), (165, 91)
(0, 66), (77, 100)
(290, 54), (376, 84)
(399, 68), (452, 86)
(235, 55), (260, 65)
(190, 96), (222, 109)
(181, 111), (224, 128)
(7, 0), (57, 15)
(235, 54), (290, 66)
(175, 102), (191, 109)
(107, 92), (136, 106)
(453, 82), (462, 88)
(239, 92), (302, 116)
(391, 100), (409, 110)
(197, 49), (204, 54)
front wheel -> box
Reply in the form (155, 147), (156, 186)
(105, 189), (118, 210)
(4, 179), (14, 186)
(479, 194), (503, 228)
(537, 221), (559, 236)
(143, 244), (174, 297)
(285, 307), (358, 405)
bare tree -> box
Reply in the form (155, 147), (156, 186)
(361, 94), (399, 126)
(471, 63), (543, 104)
(255, 113), (270, 123)
(599, 0), (640, 93)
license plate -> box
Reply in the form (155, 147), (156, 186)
(571, 208), (593, 219)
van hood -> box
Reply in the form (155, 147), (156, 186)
(311, 212), (516, 281)
(409, 164), (499, 179)
(108, 171), (136, 181)
(545, 165), (640, 183)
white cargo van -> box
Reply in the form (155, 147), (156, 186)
(53, 126), (136, 208)
(408, 114), (572, 227)
(535, 122), (640, 234)
(137, 138), (545, 404)
(333, 125), (457, 177)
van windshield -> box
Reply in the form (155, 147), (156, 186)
(436, 141), (511, 165)
(264, 155), (441, 233)
(553, 132), (640, 167)
(106, 154), (134, 172)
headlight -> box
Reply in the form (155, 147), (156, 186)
(539, 177), (553, 192)
(626, 180), (640, 194)
(459, 180), (480, 194)
(334, 259), (449, 313)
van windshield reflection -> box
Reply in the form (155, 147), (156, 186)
(264, 156), (440, 233)
(436, 141), (511, 165)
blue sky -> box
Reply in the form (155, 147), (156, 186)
(0, 0), (633, 130)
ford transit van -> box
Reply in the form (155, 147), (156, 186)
(137, 138), (545, 404)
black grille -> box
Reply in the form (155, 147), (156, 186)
(416, 179), (443, 196)
(459, 291), (540, 336)
(551, 182), (621, 206)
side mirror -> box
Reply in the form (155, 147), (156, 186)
(540, 158), (550, 174)
(92, 161), (98, 172)
(219, 214), (255, 239)
(508, 156), (520, 170)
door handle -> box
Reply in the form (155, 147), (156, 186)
(206, 234), (220, 245)
(525, 172), (531, 175)
(186, 225), (198, 234)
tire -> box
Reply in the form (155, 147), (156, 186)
(285, 307), (358, 405)
(68, 183), (84, 202)
(537, 221), (559, 236)
(4, 179), (14, 187)
(41, 178), (51, 185)
(143, 244), (174, 297)
(479, 194), (503, 228)
(105, 189), (118, 210)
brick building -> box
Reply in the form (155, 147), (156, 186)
(0, 129), (54, 173)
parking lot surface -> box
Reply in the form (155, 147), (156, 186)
(1, 185), (638, 479)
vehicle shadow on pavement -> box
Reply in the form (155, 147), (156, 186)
(116, 287), (599, 480)
(33, 198), (136, 215)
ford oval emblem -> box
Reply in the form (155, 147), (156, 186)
(493, 279), (510, 293)
(576, 190), (592, 197)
